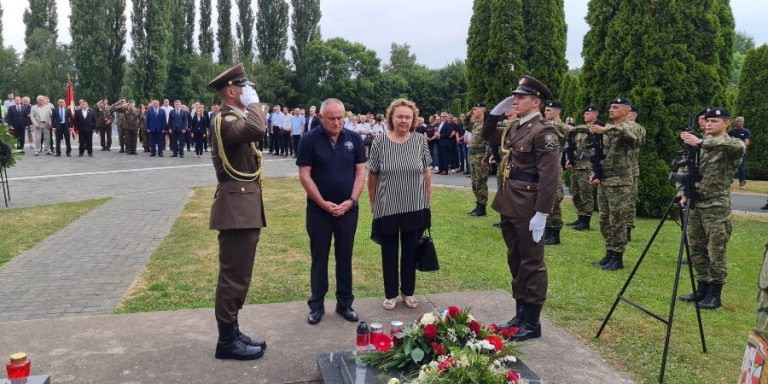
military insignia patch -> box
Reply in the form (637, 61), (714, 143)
(224, 115), (238, 122)
(544, 133), (558, 150)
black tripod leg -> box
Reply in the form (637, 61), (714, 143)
(0, 164), (7, 207)
(596, 201), (677, 339)
(2, 164), (9, 202)
(683, 220), (707, 353)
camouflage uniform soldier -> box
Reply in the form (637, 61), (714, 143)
(113, 100), (142, 155)
(111, 99), (127, 153)
(757, 242), (768, 338)
(94, 99), (113, 151)
(589, 98), (641, 271)
(543, 101), (566, 245)
(466, 103), (491, 217)
(567, 106), (598, 231)
(626, 105), (646, 241)
(678, 107), (745, 309)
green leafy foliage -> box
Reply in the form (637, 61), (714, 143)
(198, 0), (214, 58)
(522, 0), (567, 97)
(465, 0), (491, 106)
(735, 44), (768, 179)
(16, 29), (73, 100)
(217, 0), (233, 64)
(236, 0), (255, 62)
(23, 0), (57, 48)
(256, 0), (289, 63)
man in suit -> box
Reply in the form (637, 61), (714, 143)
(437, 112), (455, 175)
(30, 95), (53, 156)
(168, 100), (188, 158)
(51, 98), (73, 157)
(207, 63), (268, 361)
(306, 105), (320, 130)
(207, 103), (219, 152)
(145, 99), (167, 157)
(7, 96), (27, 151)
(74, 100), (97, 157)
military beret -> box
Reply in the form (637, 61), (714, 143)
(512, 75), (553, 101)
(473, 102), (487, 108)
(704, 107), (730, 119)
(630, 104), (638, 113)
(697, 107), (712, 117)
(609, 97), (631, 105)
(208, 63), (254, 91)
(584, 105), (599, 113)
(546, 101), (563, 109)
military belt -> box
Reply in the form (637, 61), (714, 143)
(509, 171), (539, 183)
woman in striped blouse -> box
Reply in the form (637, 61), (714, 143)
(368, 98), (432, 310)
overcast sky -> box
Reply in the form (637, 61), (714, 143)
(3, 0), (767, 69)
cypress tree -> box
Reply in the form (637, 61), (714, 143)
(107, 0), (127, 100)
(484, 0), (525, 104)
(71, 0), (110, 101)
(735, 45), (768, 179)
(184, 0), (195, 54)
(236, 0), (256, 62)
(0, 3), (4, 47)
(165, 0), (192, 100)
(130, 0), (147, 100)
(465, 0), (491, 105)
(521, 0), (567, 97)
(23, 0), (58, 49)
(198, 0), (214, 58)
(256, 0), (289, 63)
(132, 0), (172, 100)
(217, 0), (233, 64)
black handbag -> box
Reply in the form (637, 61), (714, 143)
(415, 228), (439, 272)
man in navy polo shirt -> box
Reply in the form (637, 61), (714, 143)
(728, 116), (751, 190)
(297, 98), (366, 325)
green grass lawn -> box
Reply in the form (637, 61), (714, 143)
(117, 178), (767, 383)
(0, 198), (110, 267)
(733, 179), (768, 194)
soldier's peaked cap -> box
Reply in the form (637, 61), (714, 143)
(208, 63), (254, 91)
(609, 97), (631, 105)
(697, 107), (712, 117)
(511, 75), (553, 101)
(704, 107), (730, 119)
(546, 101), (563, 109)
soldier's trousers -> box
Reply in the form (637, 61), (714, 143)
(686, 204), (731, 284)
(469, 150), (489, 205)
(597, 184), (633, 253)
(98, 126), (112, 149)
(546, 182), (564, 229)
(140, 130), (149, 152)
(628, 176), (639, 228)
(570, 168), (594, 216)
(500, 215), (547, 305)
(216, 228), (260, 323)
(117, 125), (125, 148)
(124, 129), (137, 153)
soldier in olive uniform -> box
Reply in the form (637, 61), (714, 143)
(94, 99), (113, 151)
(678, 107), (745, 310)
(566, 106), (598, 231)
(757, 242), (768, 338)
(589, 98), (641, 271)
(113, 100), (142, 155)
(482, 76), (561, 342)
(543, 101), (567, 245)
(465, 103), (491, 217)
(207, 63), (269, 360)
(625, 105), (646, 241)
(112, 99), (127, 153)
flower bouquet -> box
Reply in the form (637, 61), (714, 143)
(362, 306), (527, 384)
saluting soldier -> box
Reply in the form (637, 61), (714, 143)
(481, 76), (561, 341)
(566, 106), (598, 231)
(542, 101), (567, 246)
(112, 99), (127, 153)
(113, 100), (142, 155)
(465, 103), (491, 217)
(625, 104), (646, 241)
(208, 63), (269, 360)
(94, 98), (113, 151)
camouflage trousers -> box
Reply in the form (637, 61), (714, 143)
(628, 175), (639, 228)
(597, 184), (633, 253)
(546, 181), (564, 229)
(757, 244), (768, 337)
(570, 168), (594, 216)
(117, 125), (125, 148)
(686, 204), (731, 284)
(469, 150), (489, 205)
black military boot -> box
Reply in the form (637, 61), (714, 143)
(509, 303), (542, 342)
(470, 204), (487, 217)
(591, 250), (612, 267)
(761, 201), (768, 210)
(566, 217), (580, 226)
(215, 320), (264, 360)
(468, 202), (480, 215)
(544, 228), (561, 245)
(501, 299), (525, 330)
(119, 145), (125, 153)
(602, 252), (624, 271)
(573, 215), (591, 231)
(233, 321), (267, 349)
(698, 283), (723, 310)
(627, 227), (632, 242)
(679, 281), (708, 302)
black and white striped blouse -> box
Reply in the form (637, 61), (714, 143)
(368, 132), (431, 219)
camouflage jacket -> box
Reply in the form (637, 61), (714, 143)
(570, 124), (595, 171)
(627, 122), (646, 178)
(467, 119), (490, 158)
(601, 120), (640, 186)
(691, 134), (745, 208)
(113, 105), (143, 131)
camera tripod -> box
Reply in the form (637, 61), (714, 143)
(595, 195), (706, 384)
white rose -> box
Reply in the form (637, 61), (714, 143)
(419, 313), (436, 325)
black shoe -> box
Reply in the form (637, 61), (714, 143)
(308, 309), (324, 325)
(544, 228), (560, 245)
(500, 299), (525, 330)
(171, 154), (178, 157)
(698, 283), (722, 310)
(601, 252), (624, 271)
(159, 153), (164, 157)
(66, 154), (71, 157)
(79, 153), (84, 157)
(54, 154), (61, 157)
(509, 303), (542, 342)
(215, 338), (264, 360)
(627, 227), (632, 242)
(469, 204), (486, 217)
(150, 153), (156, 157)
(493, 222), (501, 228)
(234, 323), (267, 350)
(573, 216), (591, 231)
(761, 202), (768, 210)
(566, 217), (580, 226)
(119, 148), (125, 153)
(106, 148), (111, 151)
(336, 307), (359, 322)
(88, 153), (93, 157)
(468, 203), (480, 216)
(180, 154), (184, 158)
(592, 250), (613, 267)
(680, 281), (709, 302)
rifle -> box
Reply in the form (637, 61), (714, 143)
(590, 131), (606, 180)
(669, 113), (702, 208)
(562, 130), (576, 168)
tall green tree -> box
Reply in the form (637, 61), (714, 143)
(130, 0), (147, 100)
(236, 0), (256, 62)
(130, 0), (172, 101)
(23, 0), (58, 48)
(735, 45), (768, 179)
(198, 0), (214, 58)
(16, 29), (72, 100)
(290, 0), (321, 68)
(183, 0), (195, 54)
(521, 0), (567, 97)
(0, 2), (4, 47)
(165, 0), (193, 100)
(217, 0), (233, 64)
(256, 0), (289, 63)
(465, 0), (491, 105)
(71, 0), (110, 101)
(107, 0), (127, 100)
(0, 47), (19, 94)
(485, 0), (525, 103)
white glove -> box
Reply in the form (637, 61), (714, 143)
(491, 96), (515, 115)
(529, 211), (549, 243)
(239, 85), (260, 106)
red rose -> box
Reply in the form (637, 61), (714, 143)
(500, 326), (519, 339)
(469, 320), (482, 334)
(424, 324), (438, 339)
(431, 342), (446, 355)
(489, 324), (500, 333)
(507, 370), (520, 382)
(447, 305), (460, 318)
(437, 357), (454, 372)
(484, 335), (504, 351)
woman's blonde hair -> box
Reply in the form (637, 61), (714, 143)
(385, 98), (420, 132)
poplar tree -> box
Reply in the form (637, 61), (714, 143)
(290, 0), (321, 69)
(165, 0), (191, 99)
(256, 0), (289, 63)
(71, 0), (110, 101)
(184, 0), (195, 54)
(198, 0), (214, 58)
(23, 0), (58, 47)
(130, 0), (147, 100)
(465, 0), (491, 105)
(484, 0), (525, 104)
(521, 0), (567, 97)
(217, 0), (233, 64)
(735, 45), (768, 179)
(0, 3), (4, 47)
(107, 0), (127, 100)
(131, 0), (172, 100)
(236, 0), (256, 62)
